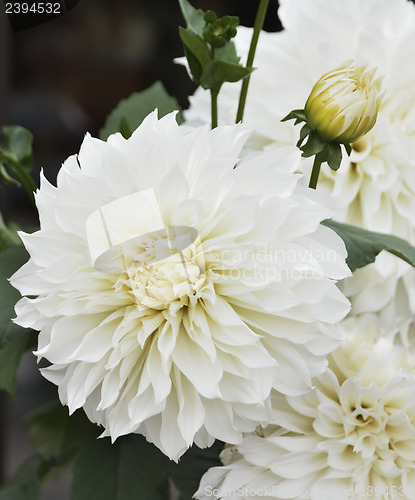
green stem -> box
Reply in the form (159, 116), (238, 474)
(211, 90), (219, 129)
(236, 0), (270, 123)
(309, 155), (322, 189)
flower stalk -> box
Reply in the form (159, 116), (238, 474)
(211, 89), (219, 128)
(236, 0), (270, 123)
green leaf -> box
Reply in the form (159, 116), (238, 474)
(0, 455), (42, 500)
(183, 44), (204, 85)
(322, 219), (415, 272)
(99, 82), (182, 141)
(70, 434), (169, 500)
(0, 163), (20, 186)
(0, 126), (36, 199)
(0, 214), (21, 251)
(27, 401), (93, 458)
(0, 450), (77, 499)
(179, 27), (211, 85)
(0, 245), (30, 347)
(215, 41), (240, 65)
(168, 442), (223, 500)
(200, 60), (253, 92)
(178, 0), (205, 35)
(0, 330), (32, 396)
(0, 126), (34, 170)
(26, 402), (94, 482)
(118, 117), (133, 140)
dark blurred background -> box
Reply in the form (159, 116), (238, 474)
(0, 0), (281, 225)
(0, 1), (281, 498)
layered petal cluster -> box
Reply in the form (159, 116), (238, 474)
(10, 112), (350, 461)
(196, 315), (415, 500)
(304, 60), (383, 144)
(185, 0), (415, 347)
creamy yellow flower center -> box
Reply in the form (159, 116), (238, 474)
(123, 231), (206, 310)
(128, 251), (204, 310)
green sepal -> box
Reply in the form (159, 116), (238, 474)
(344, 143), (352, 156)
(322, 219), (415, 272)
(325, 142), (343, 171)
(297, 123), (311, 148)
(281, 109), (307, 124)
(300, 131), (326, 157)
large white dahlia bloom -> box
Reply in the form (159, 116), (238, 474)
(10, 112), (350, 461)
(185, 0), (415, 347)
(195, 315), (415, 500)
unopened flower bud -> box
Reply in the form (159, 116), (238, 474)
(304, 60), (383, 144)
(203, 12), (239, 48)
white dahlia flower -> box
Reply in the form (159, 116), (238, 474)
(10, 112), (350, 461)
(195, 315), (415, 500)
(184, 0), (415, 347)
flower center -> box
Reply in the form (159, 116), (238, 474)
(124, 231), (206, 311)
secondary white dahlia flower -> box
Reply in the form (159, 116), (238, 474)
(185, 0), (415, 347)
(195, 315), (415, 500)
(10, 112), (350, 461)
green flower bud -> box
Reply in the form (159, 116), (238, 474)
(304, 60), (383, 144)
(202, 13), (239, 48)
(204, 10), (217, 25)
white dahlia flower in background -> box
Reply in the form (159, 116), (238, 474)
(195, 314), (415, 500)
(184, 0), (415, 348)
(10, 111), (350, 461)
